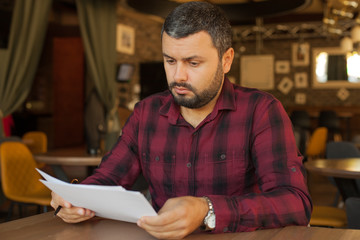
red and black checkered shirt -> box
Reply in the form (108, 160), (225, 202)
(83, 78), (312, 233)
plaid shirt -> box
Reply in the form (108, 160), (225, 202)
(83, 78), (312, 233)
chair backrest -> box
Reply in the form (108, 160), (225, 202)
(306, 127), (328, 159)
(319, 110), (339, 129)
(326, 141), (360, 159)
(22, 131), (47, 154)
(290, 110), (311, 129)
(345, 197), (360, 229)
(0, 142), (48, 199)
(118, 107), (133, 128)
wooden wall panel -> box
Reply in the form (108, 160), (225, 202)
(52, 37), (84, 147)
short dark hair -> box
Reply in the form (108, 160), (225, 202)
(161, 1), (232, 59)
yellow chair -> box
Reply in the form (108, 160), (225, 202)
(22, 131), (48, 169)
(306, 127), (328, 161)
(0, 142), (51, 220)
(118, 106), (133, 128)
(22, 131), (47, 154)
(310, 205), (347, 228)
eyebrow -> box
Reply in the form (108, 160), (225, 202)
(163, 53), (203, 61)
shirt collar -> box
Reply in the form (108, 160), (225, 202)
(159, 77), (237, 125)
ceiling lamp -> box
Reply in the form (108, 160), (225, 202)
(351, 25), (360, 42)
(340, 36), (353, 51)
(340, 24), (360, 52)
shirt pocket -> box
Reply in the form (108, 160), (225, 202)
(200, 148), (248, 194)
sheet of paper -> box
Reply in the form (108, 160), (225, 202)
(37, 169), (157, 223)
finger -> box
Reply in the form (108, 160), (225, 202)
(146, 228), (188, 240)
(138, 214), (183, 233)
(57, 207), (95, 223)
(51, 191), (72, 209)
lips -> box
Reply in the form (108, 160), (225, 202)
(174, 86), (191, 95)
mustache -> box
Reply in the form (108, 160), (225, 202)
(169, 82), (195, 91)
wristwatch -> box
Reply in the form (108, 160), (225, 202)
(202, 196), (216, 231)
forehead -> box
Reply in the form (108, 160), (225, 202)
(162, 31), (217, 58)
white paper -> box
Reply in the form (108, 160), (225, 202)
(37, 169), (157, 223)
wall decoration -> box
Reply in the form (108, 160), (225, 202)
(292, 42), (310, 66)
(337, 88), (350, 101)
(275, 60), (290, 74)
(277, 77), (293, 95)
(241, 55), (274, 90)
(116, 24), (135, 55)
(294, 72), (308, 88)
(116, 63), (135, 82)
(295, 93), (307, 104)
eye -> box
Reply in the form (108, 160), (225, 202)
(189, 61), (199, 67)
(166, 59), (176, 65)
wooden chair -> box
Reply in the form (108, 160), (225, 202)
(0, 142), (51, 221)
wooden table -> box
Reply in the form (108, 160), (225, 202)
(305, 158), (360, 200)
(34, 147), (103, 182)
(1, 212), (360, 240)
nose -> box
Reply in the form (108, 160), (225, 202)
(174, 62), (187, 82)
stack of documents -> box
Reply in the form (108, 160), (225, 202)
(37, 169), (157, 223)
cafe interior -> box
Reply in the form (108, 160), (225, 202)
(1, 0), (360, 235)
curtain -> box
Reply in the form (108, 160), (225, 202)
(0, 0), (52, 137)
(76, 0), (120, 151)
(327, 55), (348, 81)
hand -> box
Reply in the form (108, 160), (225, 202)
(50, 191), (95, 223)
(137, 196), (209, 239)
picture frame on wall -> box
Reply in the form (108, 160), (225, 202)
(292, 42), (310, 66)
(116, 24), (135, 55)
(295, 93), (307, 104)
(116, 63), (135, 82)
(277, 77), (293, 95)
(275, 60), (290, 74)
(294, 72), (308, 88)
(241, 55), (274, 90)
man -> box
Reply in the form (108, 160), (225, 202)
(51, 2), (312, 239)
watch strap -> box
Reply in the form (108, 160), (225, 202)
(202, 196), (215, 231)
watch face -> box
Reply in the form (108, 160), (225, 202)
(207, 213), (216, 229)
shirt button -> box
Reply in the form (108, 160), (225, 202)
(291, 167), (296, 172)
(155, 156), (160, 161)
(220, 154), (226, 160)
(223, 227), (229, 232)
(186, 162), (192, 168)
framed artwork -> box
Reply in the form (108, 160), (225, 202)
(295, 93), (307, 104)
(294, 72), (308, 88)
(116, 24), (135, 55)
(277, 77), (293, 95)
(292, 42), (310, 66)
(337, 88), (350, 101)
(241, 55), (274, 90)
(116, 63), (135, 82)
(275, 60), (290, 74)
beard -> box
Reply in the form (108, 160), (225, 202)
(169, 63), (224, 109)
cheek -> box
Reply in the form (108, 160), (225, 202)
(164, 65), (173, 84)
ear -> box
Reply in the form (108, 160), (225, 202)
(222, 48), (234, 74)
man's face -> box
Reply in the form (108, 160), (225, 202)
(162, 31), (224, 109)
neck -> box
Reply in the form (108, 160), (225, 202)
(180, 84), (222, 128)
